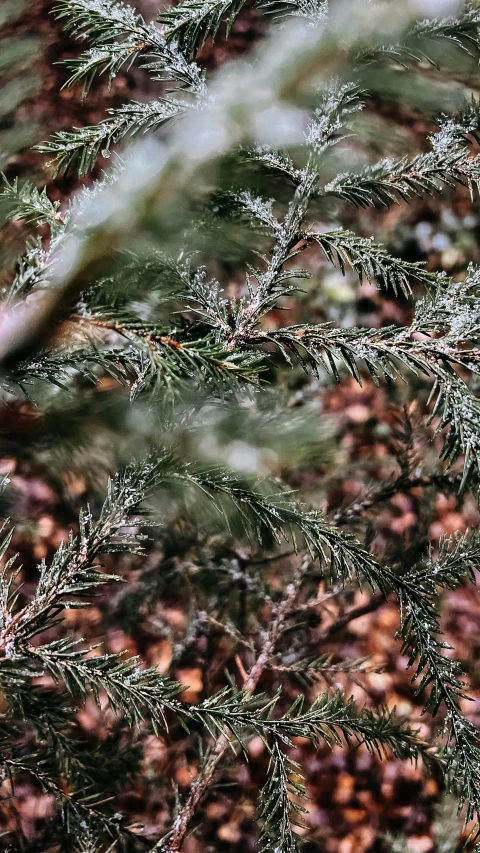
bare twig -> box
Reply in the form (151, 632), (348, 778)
(315, 595), (385, 644)
(332, 472), (462, 526)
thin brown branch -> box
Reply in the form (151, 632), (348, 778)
(205, 615), (254, 650)
(0, 506), (123, 656)
(332, 471), (461, 525)
(315, 595), (385, 644)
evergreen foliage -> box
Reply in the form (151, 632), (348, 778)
(3, 0), (480, 850)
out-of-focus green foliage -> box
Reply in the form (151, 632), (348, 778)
(0, 0), (41, 173)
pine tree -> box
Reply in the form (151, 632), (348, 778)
(3, 0), (480, 850)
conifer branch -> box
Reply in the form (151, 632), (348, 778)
(257, 738), (306, 853)
(332, 472), (462, 525)
(54, 0), (205, 95)
(74, 315), (265, 397)
(159, 561), (428, 852)
(159, 0), (247, 55)
(36, 100), (188, 177)
(307, 229), (435, 295)
(6, 346), (132, 394)
(249, 100), (480, 213)
(228, 81), (364, 335)
(158, 562), (305, 853)
(26, 639), (183, 729)
(97, 452), (390, 575)
(358, 10), (480, 68)
(227, 271), (480, 484)
(262, 0), (328, 28)
(0, 455), (385, 666)
(1, 166), (120, 306)
(273, 1), (480, 71)
(255, 693), (428, 852)
(1, 176), (64, 230)
(396, 534), (480, 839)
(4, 4), (480, 845)
(323, 104), (480, 209)
(0, 458), (158, 656)
(35, 0), (207, 175)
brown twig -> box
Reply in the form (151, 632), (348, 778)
(205, 615), (254, 651)
(315, 595), (385, 644)
(332, 471), (461, 525)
